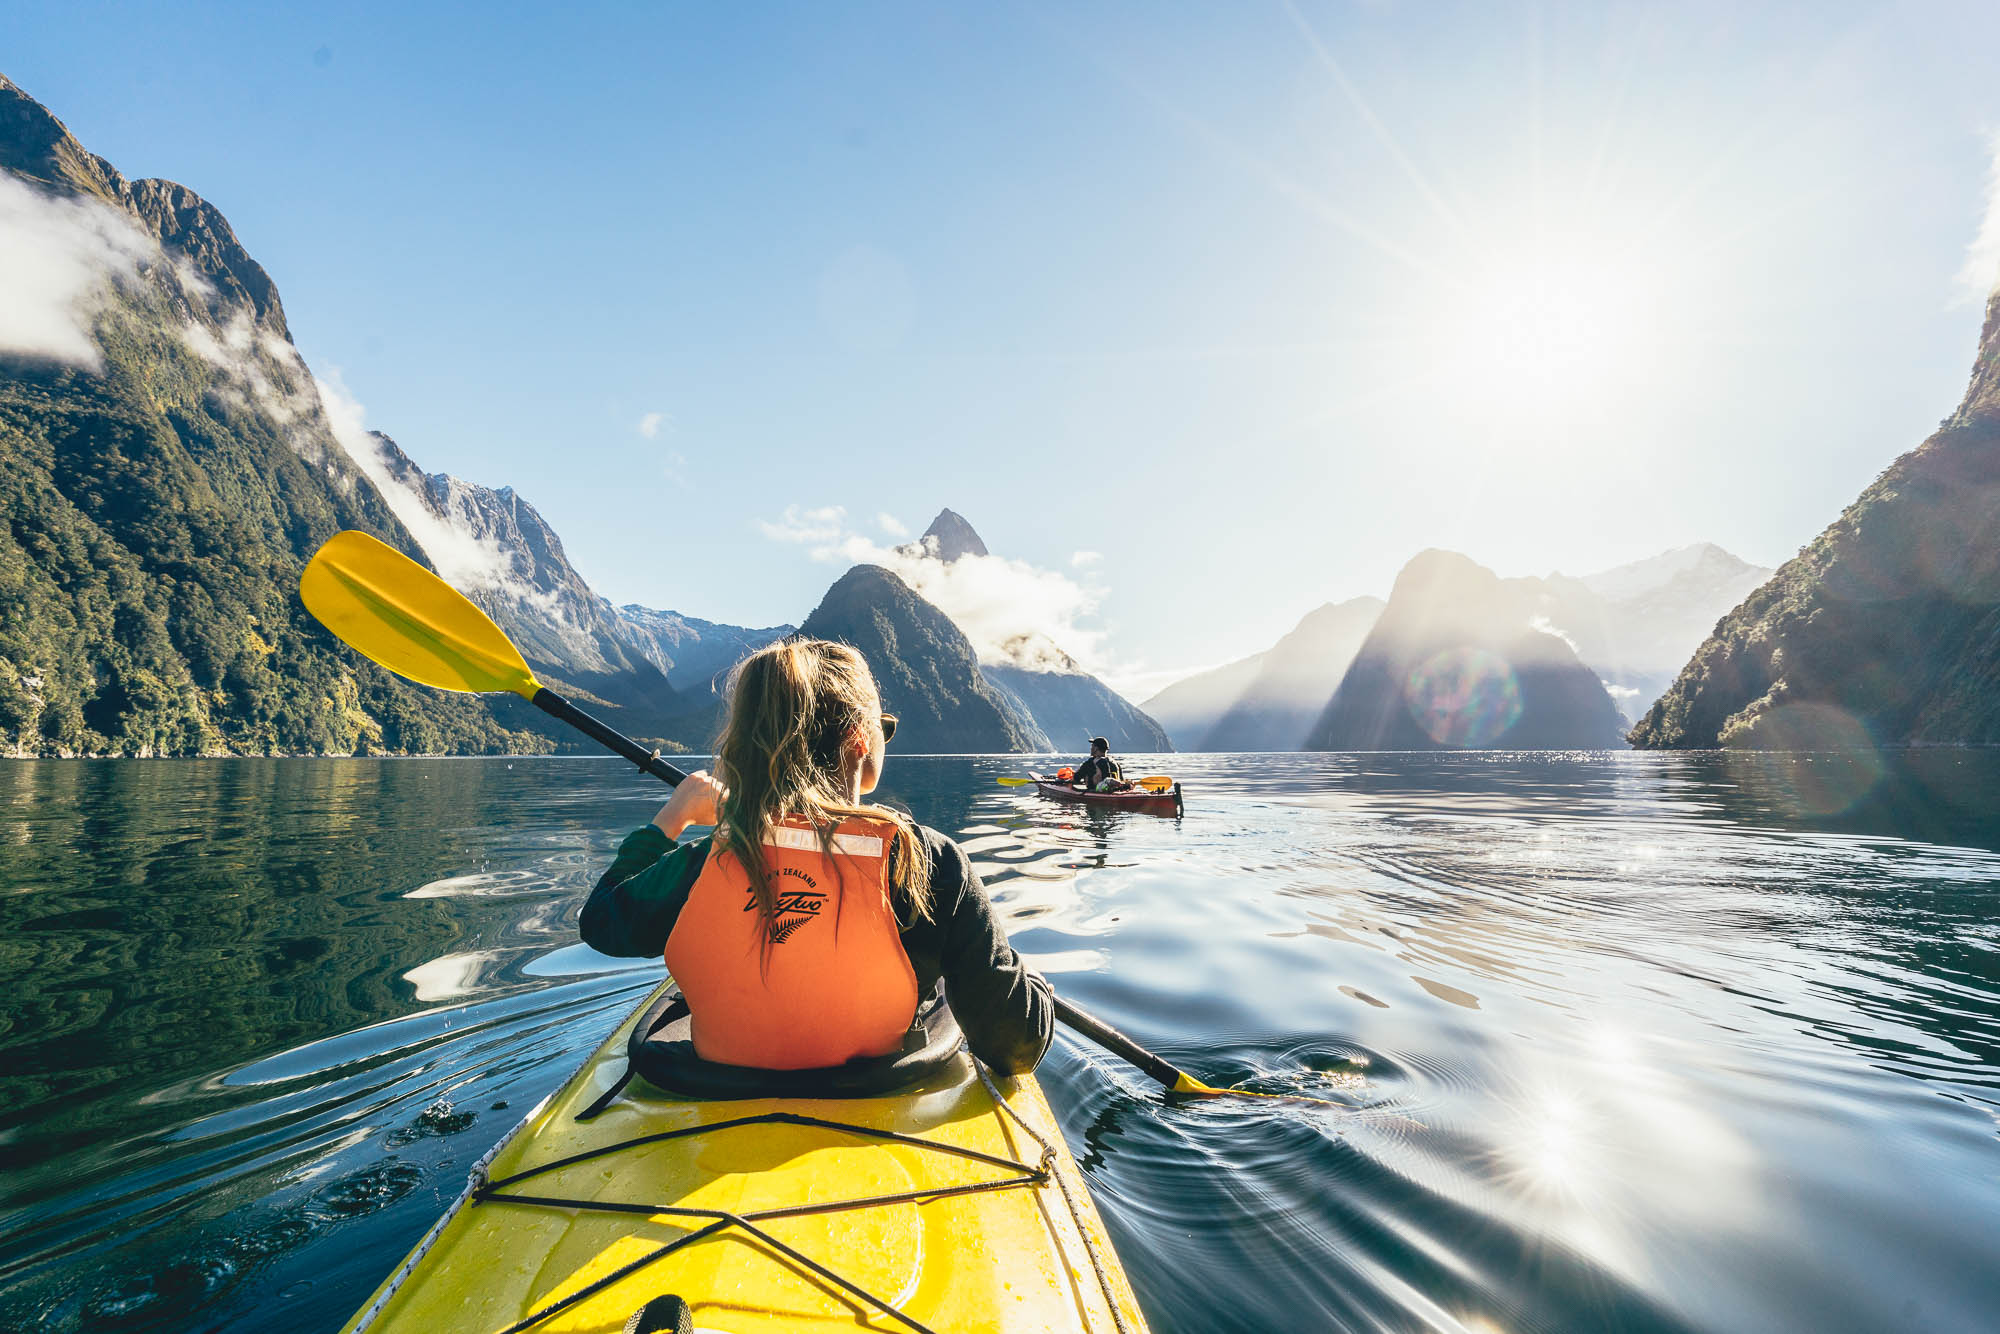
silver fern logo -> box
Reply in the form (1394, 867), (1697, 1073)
(745, 866), (827, 944)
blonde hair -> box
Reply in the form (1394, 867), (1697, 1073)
(713, 639), (931, 944)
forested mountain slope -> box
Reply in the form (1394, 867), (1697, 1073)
(1632, 287), (2000, 748)
(0, 75), (548, 755)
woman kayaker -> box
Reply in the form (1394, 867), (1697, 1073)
(581, 637), (1053, 1075)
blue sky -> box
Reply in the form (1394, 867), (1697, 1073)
(10, 1), (2000, 694)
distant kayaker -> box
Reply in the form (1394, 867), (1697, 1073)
(581, 638), (1052, 1075)
(1071, 737), (1133, 793)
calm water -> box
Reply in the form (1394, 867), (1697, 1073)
(2, 751), (1999, 1333)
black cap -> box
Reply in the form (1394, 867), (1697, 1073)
(1088, 736), (1109, 750)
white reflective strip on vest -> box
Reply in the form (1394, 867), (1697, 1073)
(763, 826), (886, 858)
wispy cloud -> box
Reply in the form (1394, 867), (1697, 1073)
(182, 308), (320, 428)
(876, 512), (909, 537)
(1957, 129), (2000, 305)
(637, 410), (666, 438)
(760, 508), (1113, 674)
(0, 174), (155, 370)
(187, 313), (541, 608)
(1, 170), (571, 630)
(759, 504), (848, 544)
(1529, 614), (1581, 653)
(311, 369), (517, 594)
(839, 533), (1102, 672)
(1071, 550), (1102, 567)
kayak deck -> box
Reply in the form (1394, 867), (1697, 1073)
(1031, 778), (1184, 817)
(342, 982), (1147, 1333)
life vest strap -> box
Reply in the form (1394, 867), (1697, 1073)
(763, 824), (884, 858)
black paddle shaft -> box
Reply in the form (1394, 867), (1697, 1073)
(1052, 994), (1191, 1092)
(530, 687), (689, 787)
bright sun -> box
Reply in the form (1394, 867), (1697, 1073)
(1433, 250), (1651, 423)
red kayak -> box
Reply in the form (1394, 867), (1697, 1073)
(1031, 776), (1184, 816)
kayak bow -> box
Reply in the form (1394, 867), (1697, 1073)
(341, 981), (1149, 1333)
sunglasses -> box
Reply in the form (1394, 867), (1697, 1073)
(879, 712), (898, 744)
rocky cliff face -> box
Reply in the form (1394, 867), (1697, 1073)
(615, 606), (792, 691)
(1200, 598), (1384, 751)
(905, 507), (988, 562)
(362, 433), (694, 729)
(1632, 290), (2000, 748)
(371, 433), (792, 719)
(1306, 550), (1628, 751)
(797, 565), (1041, 753)
(0, 75), (552, 756)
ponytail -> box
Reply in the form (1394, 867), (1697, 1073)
(712, 639), (931, 950)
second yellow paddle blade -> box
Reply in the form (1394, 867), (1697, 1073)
(300, 530), (542, 699)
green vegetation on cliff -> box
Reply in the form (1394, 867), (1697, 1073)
(0, 75), (547, 756)
(1631, 290), (2000, 749)
(0, 358), (546, 756)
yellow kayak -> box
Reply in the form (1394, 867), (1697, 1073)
(340, 981), (1149, 1333)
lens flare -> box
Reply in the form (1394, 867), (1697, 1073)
(1822, 479), (2000, 606)
(1402, 648), (1523, 747)
(1722, 701), (1883, 814)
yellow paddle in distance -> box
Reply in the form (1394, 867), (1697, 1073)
(997, 773), (1176, 790)
(299, 530), (687, 787)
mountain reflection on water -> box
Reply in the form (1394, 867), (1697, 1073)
(1, 752), (1998, 1332)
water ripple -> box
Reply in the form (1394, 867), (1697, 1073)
(4, 753), (2000, 1332)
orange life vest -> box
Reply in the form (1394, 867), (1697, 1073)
(662, 815), (920, 1070)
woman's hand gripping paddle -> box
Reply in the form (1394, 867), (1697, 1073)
(300, 530), (1324, 1108)
(298, 530), (686, 787)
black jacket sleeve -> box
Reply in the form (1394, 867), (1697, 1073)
(579, 826), (709, 958)
(894, 826), (1054, 1075)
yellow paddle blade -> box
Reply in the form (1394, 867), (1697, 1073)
(300, 530), (542, 700)
(1169, 1070), (1370, 1111)
(995, 776), (1035, 787)
(1135, 775), (1175, 793)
